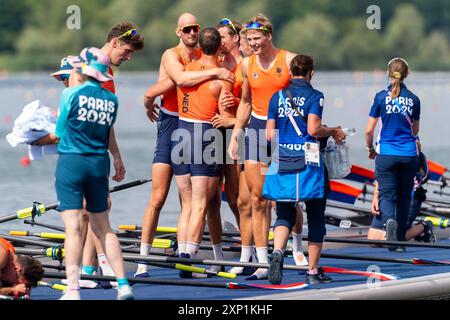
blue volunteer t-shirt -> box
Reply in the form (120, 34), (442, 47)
(268, 78), (324, 158)
(369, 83), (420, 156)
(56, 80), (118, 155)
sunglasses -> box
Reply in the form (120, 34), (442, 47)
(60, 74), (70, 81)
(117, 28), (138, 40)
(180, 24), (200, 34)
(219, 18), (238, 35)
(245, 22), (271, 33)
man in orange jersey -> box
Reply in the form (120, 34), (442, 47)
(135, 13), (234, 277)
(205, 18), (255, 275)
(228, 14), (302, 280)
(173, 27), (233, 276)
(0, 237), (44, 298)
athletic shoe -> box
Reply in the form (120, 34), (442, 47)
(242, 254), (257, 276)
(305, 267), (332, 285)
(415, 220), (436, 243)
(59, 290), (80, 300)
(117, 285), (134, 300)
(268, 249), (284, 285)
(61, 278), (100, 289)
(385, 219), (398, 251)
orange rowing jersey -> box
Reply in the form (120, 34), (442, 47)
(247, 49), (290, 118)
(101, 67), (116, 93)
(177, 61), (218, 123)
(161, 46), (202, 116)
(0, 237), (15, 258)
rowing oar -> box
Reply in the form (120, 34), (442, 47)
(23, 220), (65, 232)
(38, 281), (67, 291)
(120, 253), (396, 282)
(0, 178), (151, 224)
(7, 230), (174, 249)
(326, 200), (449, 224)
(308, 251), (450, 266)
(144, 260), (236, 279)
(42, 271), (309, 291)
(120, 225), (276, 241)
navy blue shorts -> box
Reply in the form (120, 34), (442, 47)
(153, 111), (178, 165)
(245, 115), (271, 163)
(55, 153), (110, 213)
(173, 120), (220, 177)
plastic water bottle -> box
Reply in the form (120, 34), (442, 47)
(343, 128), (356, 136)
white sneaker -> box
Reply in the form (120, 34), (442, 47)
(293, 251), (309, 266)
(229, 267), (244, 275)
(117, 285), (134, 300)
(61, 278), (99, 289)
(59, 290), (80, 300)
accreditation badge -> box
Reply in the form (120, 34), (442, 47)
(305, 142), (320, 167)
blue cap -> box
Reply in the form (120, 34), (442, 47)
(51, 56), (75, 81)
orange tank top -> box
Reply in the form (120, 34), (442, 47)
(161, 46), (201, 115)
(0, 237), (15, 257)
(101, 67), (116, 93)
(247, 49), (290, 118)
(177, 61), (218, 123)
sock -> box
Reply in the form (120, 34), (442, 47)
(98, 254), (115, 276)
(116, 278), (129, 289)
(178, 241), (187, 255)
(240, 246), (253, 262)
(136, 243), (152, 273)
(81, 265), (95, 275)
(186, 242), (200, 259)
(256, 247), (268, 264)
(212, 243), (223, 261)
(292, 232), (303, 252)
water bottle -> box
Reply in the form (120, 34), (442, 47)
(343, 128), (356, 136)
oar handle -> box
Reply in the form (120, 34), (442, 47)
(110, 179), (151, 193)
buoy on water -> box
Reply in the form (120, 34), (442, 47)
(20, 155), (31, 167)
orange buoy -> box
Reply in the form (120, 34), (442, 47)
(20, 155), (31, 167)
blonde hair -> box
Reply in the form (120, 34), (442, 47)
(388, 57), (409, 99)
(246, 14), (273, 35)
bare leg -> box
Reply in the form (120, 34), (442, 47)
(136, 163), (173, 275)
(245, 161), (270, 279)
(175, 174), (192, 253)
(60, 210), (85, 299)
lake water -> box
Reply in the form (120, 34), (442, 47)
(1, 71), (449, 234)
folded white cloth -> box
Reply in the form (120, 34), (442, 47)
(6, 100), (58, 160)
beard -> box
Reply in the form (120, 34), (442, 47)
(182, 36), (198, 48)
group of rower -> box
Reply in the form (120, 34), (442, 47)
(0, 11), (429, 299)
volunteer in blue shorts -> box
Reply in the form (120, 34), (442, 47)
(263, 54), (345, 285)
(365, 57), (420, 249)
(55, 47), (133, 300)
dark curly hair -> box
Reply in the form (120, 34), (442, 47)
(17, 255), (44, 287)
(107, 22), (144, 51)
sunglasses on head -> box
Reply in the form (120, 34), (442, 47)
(180, 24), (200, 33)
(245, 22), (271, 33)
(219, 18), (238, 35)
(117, 28), (138, 40)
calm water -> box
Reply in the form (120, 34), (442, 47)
(1, 71), (449, 233)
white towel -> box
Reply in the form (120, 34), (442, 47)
(5, 100), (58, 160)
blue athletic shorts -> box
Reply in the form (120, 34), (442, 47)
(55, 153), (110, 213)
(245, 115), (271, 163)
(173, 120), (220, 177)
(153, 111), (178, 165)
